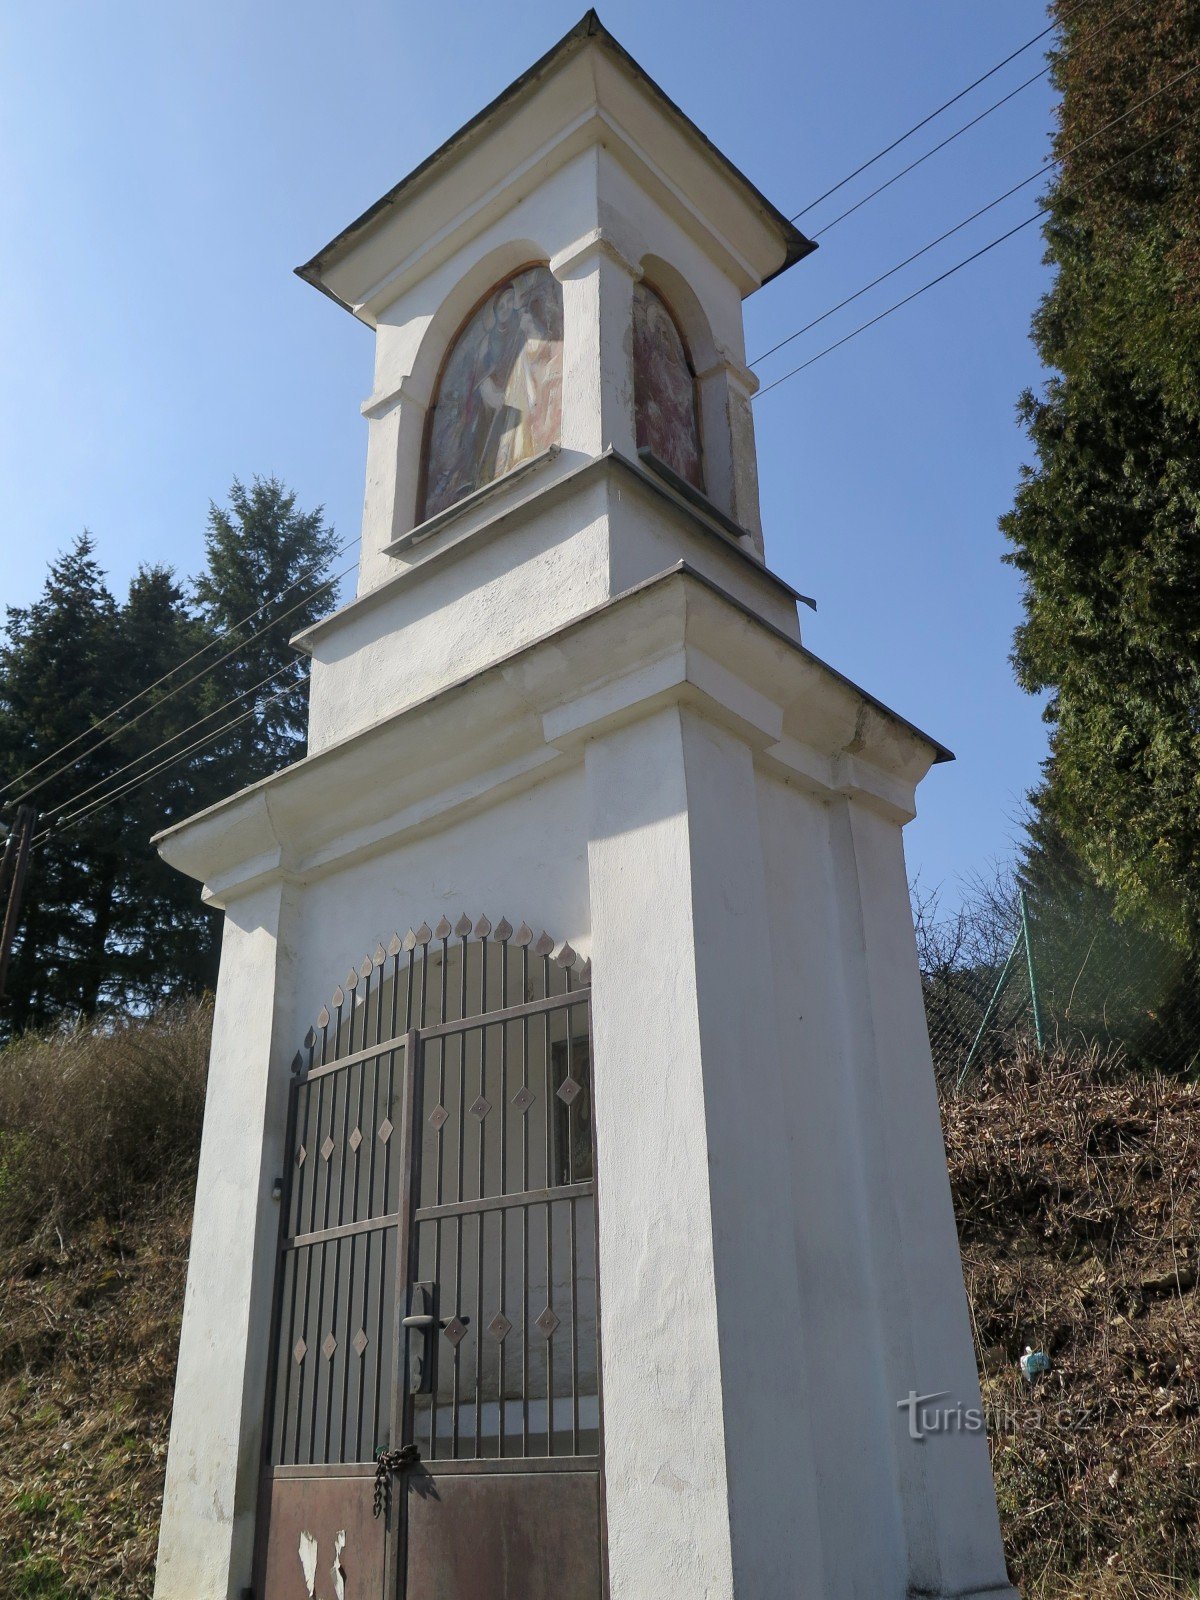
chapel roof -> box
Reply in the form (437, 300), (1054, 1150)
(297, 10), (815, 314)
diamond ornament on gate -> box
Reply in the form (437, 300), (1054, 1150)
(442, 1316), (468, 1347)
(429, 1104), (449, 1131)
(556, 1078), (582, 1106)
(511, 1085), (535, 1114)
(487, 1312), (513, 1342)
(536, 1306), (560, 1338)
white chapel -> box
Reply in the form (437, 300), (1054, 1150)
(152, 14), (1019, 1600)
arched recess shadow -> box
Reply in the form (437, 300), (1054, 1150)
(636, 253), (719, 375)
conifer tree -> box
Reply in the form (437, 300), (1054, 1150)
(0, 537), (124, 1027)
(1001, 0), (1200, 951)
(192, 477), (339, 788)
(103, 566), (223, 1007)
(0, 479), (338, 1029)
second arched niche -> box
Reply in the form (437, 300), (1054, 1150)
(633, 281), (703, 491)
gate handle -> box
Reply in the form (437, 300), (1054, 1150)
(402, 1283), (470, 1394)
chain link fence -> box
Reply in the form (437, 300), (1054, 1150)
(915, 878), (1200, 1088)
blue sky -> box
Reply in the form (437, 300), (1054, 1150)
(0, 1), (1057, 904)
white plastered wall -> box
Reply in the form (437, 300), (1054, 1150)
(284, 763), (591, 1043)
(582, 705), (1015, 1600)
(154, 881), (302, 1597)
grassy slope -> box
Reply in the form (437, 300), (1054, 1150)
(0, 1013), (1197, 1598)
(0, 1210), (187, 1598)
(0, 1005), (207, 1599)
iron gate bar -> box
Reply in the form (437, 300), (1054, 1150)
(413, 1180), (594, 1223)
(388, 1027), (423, 1600)
(260, 1040), (308, 1506)
(521, 948), (531, 1456)
(403, 1455), (602, 1475)
(284, 1211), (401, 1253)
(268, 1455), (603, 1480)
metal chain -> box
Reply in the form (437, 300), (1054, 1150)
(373, 1443), (421, 1518)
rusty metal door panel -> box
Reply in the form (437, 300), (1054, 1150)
(260, 1471), (385, 1597)
(405, 1468), (603, 1600)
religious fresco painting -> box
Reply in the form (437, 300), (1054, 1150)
(633, 281), (703, 490)
(423, 266), (564, 519)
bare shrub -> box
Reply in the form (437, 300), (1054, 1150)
(0, 999), (212, 1243)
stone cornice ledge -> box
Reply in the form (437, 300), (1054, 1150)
(156, 563), (950, 906)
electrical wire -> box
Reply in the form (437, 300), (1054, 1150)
(811, 62), (1051, 240)
(34, 90), (1193, 841)
(8, 552), (355, 808)
(752, 60), (1196, 368)
(0, 529), (359, 803)
(32, 675), (310, 848)
(755, 213), (1044, 400)
(806, 0), (1142, 242)
(0, 8), (1132, 813)
(791, 0), (1096, 221)
(17, 12), (1189, 838)
(32, 659), (306, 830)
(756, 96), (1188, 400)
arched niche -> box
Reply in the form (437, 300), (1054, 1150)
(632, 279), (703, 491)
(420, 264), (564, 520)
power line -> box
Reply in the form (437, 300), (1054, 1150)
(811, 62), (1050, 240)
(33, 675), (310, 848)
(33, 659), (305, 831)
(753, 65), (1198, 372)
(756, 99), (1186, 401)
(790, 0), (1088, 220)
(0, 530), (359, 803)
(756, 96), (1190, 399)
(755, 213), (1043, 400)
(8, 551), (356, 808)
(805, 0), (1142, 242)
(35, 95), (1192, 843)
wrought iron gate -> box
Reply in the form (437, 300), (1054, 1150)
(255, 916), (603, 1600)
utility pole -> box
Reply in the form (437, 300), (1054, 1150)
(0, 804), (36, 1005)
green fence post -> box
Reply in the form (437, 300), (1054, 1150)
(1019, 888), (1044, 1051)
(957, 928), (1022, 1090)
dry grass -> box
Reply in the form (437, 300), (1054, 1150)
(945, 1041), (1200, 1599)
(0, 1002), (210, 1245)
(1, 1008), (1198, 1596)
(0, 1003), (210, 1597)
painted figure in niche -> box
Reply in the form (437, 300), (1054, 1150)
(424, 266), (563, 519)
(633, 282), (702, 490)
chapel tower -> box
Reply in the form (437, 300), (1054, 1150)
(153, 15), (1019, 1600)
